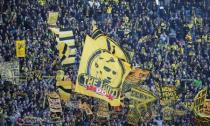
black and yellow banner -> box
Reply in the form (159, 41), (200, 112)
(124, 85), (156, 124)
(49, 25), (77, 66)
(56, 28), (77, 65)
(76, 35), (131, 106)
(126, 87), (157, 104)
(126, 87), (156, 123)
(58, 28), (75, 45)
(16, 40), (26, 57)
(155, 83), (178, 106)
(56, 80), (72, 102)
(47, 92), (62, 113)
(56, 43), (76, 65)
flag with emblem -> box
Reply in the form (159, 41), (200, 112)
(91, 29), (130, 62)
(76, 35), (131, 106)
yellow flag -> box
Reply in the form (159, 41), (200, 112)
(16, 40), (26, 57)
(47, 12), (59, 26)
(107, 6), (112, 14)
(91, 29), (130, 62)
(76, 35), (131, 106)
(56, 80), (72, 102)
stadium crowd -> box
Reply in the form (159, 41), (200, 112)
(0, 0), (210, 125)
